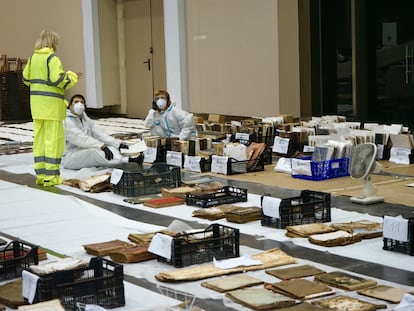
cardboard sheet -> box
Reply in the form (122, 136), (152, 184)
(265, 264), (325, 280)
(311, 295), (387, 311)
(201, 274), (263, 292)
(265, 278), (335, 300)
(315, 271), (377, 291)
(357, 285), (412, 304)
(225, 287), (296, 310)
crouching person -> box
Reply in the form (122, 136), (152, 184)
(62, 94), (142, 169)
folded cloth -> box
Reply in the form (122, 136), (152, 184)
(22, 270), (39, 304)
(395, 293), (414, 311)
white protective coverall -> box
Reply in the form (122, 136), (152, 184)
(62, 110), (128, 169)
(144, 103), (196, 140)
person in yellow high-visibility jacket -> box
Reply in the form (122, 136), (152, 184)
(23, 30), (79, 186)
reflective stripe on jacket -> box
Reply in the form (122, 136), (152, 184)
(23, 47), (78, 121)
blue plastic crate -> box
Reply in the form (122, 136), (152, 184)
(291, 156), (350, 181)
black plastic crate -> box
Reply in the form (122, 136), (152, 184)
(157, 223), (240, 267)
(32, 257), (125, 310)
(211, 155), (266, 175)
(383, 217), (414, 256)
(113, 163), (181, 197)
(0, 240), (38, 280)
(261, 190), (331, 229)
(0, 71), (31, 121)
(186, 186), (248, 208)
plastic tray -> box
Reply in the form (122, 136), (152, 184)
(291, 156), (350, 180)
(33, 257), (125, 310)
(0, 240), (38, 280)
(157, 223), (240, 267)
(113, 163), (181, 197)
(186, 186), (248, 208)
(261, 190), (331, 229)
(157, 285), (196, 310)
(383, 217), (414, 256)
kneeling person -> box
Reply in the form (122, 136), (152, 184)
(62, 94), (142, 169)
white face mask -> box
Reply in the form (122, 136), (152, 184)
(73, 102), (85, 116)
(156, 98), (167, 110)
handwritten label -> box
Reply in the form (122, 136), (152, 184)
(262, 196), (281, 218)
(143, 147), (157, 163)
(211, 155), (229, 175)
(166, 151), (182, 167)
(383, 216), (409, 242)
(291, 158), (312, 176)
(272, 136), (290, 154)
(184, 155), (202, 172)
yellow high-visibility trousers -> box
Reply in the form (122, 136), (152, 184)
(33, 119), (64, 186)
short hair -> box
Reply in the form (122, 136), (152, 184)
(154, 90), (170, 103)
(69, 94), (86, 106)
(34, 30), (60, 51)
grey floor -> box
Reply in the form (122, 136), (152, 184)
(1, 167), (414, 311)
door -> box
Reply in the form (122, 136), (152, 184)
(124, 0), (166, 118)
(369, 0), (414, 129)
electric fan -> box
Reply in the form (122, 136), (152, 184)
(349, 143), (384, 204)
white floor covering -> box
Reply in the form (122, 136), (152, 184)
(0, 124), (413, 310)
(1, 178), (413, 310)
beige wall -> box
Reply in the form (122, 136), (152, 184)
(1, 0), (302, 118)
(98, 0), (122, 108)
(185, 0), (301, 118)
(278, 0), (301, 118)
(0, 0), (86, 100)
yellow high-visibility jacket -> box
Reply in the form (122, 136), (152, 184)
(23, 47), (78, 121)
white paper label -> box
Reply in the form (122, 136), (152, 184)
(272, 136), (290, 154)
(213, 255), (262, 269)
(143, 147), (157, 163)
(389, 147), (411, 165)
(235, 132), (250, 141)
(110, 168), (124, 185)
(303, 145), (314, 153)
(166, 151), (182, 167)
(211, 155), (229, 175)
(383, 216), (409, 242)
(291, 158), (312, 176)
(148, 233), (173, 259)
(184, 155), (202, 172)
(262, 196), (281, 218)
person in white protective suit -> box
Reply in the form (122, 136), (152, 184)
(144, 90), (196, 140)
(62, 94), (143, 170)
